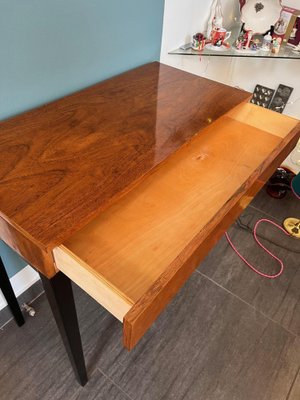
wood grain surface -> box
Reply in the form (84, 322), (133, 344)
(0, 62), (250, 256)
(55, 103), (300, 348)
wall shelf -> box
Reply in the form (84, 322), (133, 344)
(169, 44), (300, 60)
(169, 22), (300, 60)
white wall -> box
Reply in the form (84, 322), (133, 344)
(160, 0), (300, 119)
(0, 265), (39, 312)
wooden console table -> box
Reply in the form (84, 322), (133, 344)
(0, 62), (299, 385)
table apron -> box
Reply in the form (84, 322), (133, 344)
(0, 215), (57, 278)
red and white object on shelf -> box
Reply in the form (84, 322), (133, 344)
(206, 0), (224, 40)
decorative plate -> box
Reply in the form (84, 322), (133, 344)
(241, 0), (282, 34)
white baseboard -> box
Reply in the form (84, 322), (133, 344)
(0, 265), (40, 311)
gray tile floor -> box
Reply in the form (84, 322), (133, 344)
(0, 186), (299, 400)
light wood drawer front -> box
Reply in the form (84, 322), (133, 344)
(53, 245), (132, 321)
(53, 104), (300, 350)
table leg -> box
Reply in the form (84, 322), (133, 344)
(40, 272), (88, 386)
(0, 257), (25, 327)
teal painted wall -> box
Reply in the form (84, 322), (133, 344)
(0, 0), (165, 278)
(0, 242), (27, 279)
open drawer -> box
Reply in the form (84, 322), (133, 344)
(53, 103), (300, 350)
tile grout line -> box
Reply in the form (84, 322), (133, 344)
(286, 365), (300, 400)
(0, 316), (14, 331)
(196, 269), (299, 338)
(248, 204), (282, 223)
(97, 366), (134, 400)
(70, 367), (106, 400)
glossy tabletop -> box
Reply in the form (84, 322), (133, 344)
(0, 62), (250, 254)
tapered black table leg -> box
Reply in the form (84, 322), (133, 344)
(40, 272), (88, 386)
(0, 257), (25, 327)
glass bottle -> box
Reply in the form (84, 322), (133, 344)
(213, 1), (223, 29)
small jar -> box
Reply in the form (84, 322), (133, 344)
(261, 34), (272, 51)
(192, 33), (206, 51)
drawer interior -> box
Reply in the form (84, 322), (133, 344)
(53, 103), (299, 349)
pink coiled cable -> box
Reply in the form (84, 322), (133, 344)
(225, 176), (299, 279)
